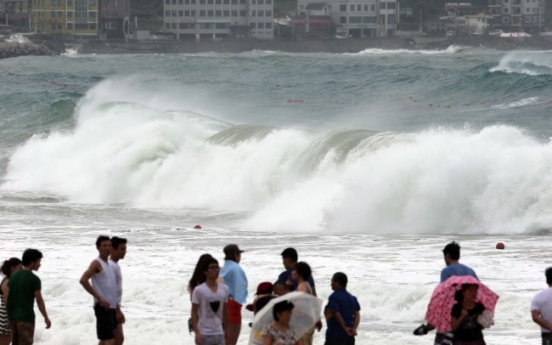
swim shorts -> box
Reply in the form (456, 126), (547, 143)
(94, 304), (117, 340)
(227, 299), (242, 324)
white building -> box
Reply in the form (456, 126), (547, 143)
(488, 0), (545, 33)
(297, 0), (397, 37)
(163, 0), (273, 41)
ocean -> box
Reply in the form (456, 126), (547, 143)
(1, 46), (552, 345)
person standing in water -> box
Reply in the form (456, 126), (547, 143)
(220, 244), (247, 345)
(80, 236), (118, 345)
(0, 258), (22, 345)
(414, 241), (479, 340)
(188, 254), (215, 333)
(109, 237), (127, 345)
(292, 262), (320, 345)
(531, 267), (552, 345)
(324, 272), (360, 345)
(6, 249), (51, 345)
(278, 248), (316, 294)
(450, 284), (488, 345)
(192, 257), (229, 345)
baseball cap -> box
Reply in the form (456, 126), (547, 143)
(256, 282), (273, 295)
(223, 244), (244, 256)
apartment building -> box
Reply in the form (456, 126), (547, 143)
(488, 0), (545, 33)
(163, 0), (274, 41)
(31, 0), (99, 36)
(2, 0), (30, 31)
(100, 0), (131, 39)
(297, 0), (397, 37)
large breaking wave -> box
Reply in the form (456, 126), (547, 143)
(2, 77), (552, 235)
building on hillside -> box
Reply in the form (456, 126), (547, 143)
(2, 0), (30, 32)
(100, 0), (131, 39)
(488, 0), (545, 33)
(399, 7), (413, 17)
(296, 0), (397, 38)
(163, 0), (274, 41)
(30, 0), (99, 37)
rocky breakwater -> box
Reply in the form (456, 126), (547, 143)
(0, 41), (60, 60)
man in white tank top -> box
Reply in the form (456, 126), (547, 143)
(109, 237), (127, 345)
(79, 236), (118, 345)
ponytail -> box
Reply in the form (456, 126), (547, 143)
(1, 257), (22, 278)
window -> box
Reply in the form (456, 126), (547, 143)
(89, 23), (96, 29)
(240, 10), (246, 16)
(232, 0), (237, 4)
(266, 10), (272, 17)
(171, 22), (176, 28)
(387, 2), (395, 9)
(179, 0), (183, 3)
(172, 10), (177, 16)
(165, 10), (170, 16)
(216, 23), (227, 29)
(526, 8), (530, 12)
(185, 0), (190, 3)
(503, 7), (508, 12)
(240, 0), (246, 4)
(266, 0), (272, 4)
(231, 10), (238, 16)
(172, 0), (176, 4)
(68, 0), (73, 5)
(364, 5), (368, 11)
(349, 16), (361, 23)
(89, 11), (96, 19)
(380, 2), (386, 9)
(207, 10), (213, 16)
(258, 10), (264, 16)
(340, 4), (346, 11)
(357, 5), (361, 11)
(191, 0), (196, 4)
(371, 4), (375, 11)
(266, 22), (272, 28)
(259, 0), (264, 4)
(224, 10), (229, 16)
(216, 0), (221, 3)
(191, 10), (196, 16)
(68, 11), (73, 18)
(502, 16), (509, 23)
(252, 0), (256, 3)
(67, 23), (73, 29)
(387, 14), (395, 24)
(224, 0), (229, 3)
(207, 0), (213, 4)
(200, 0), (205, 4)
(363, 16), (376, 23)
(200, 10), (206, 16)
(179, 10), (183, 16)
(257, 22), (264, 28)
(215, 10), (221, 16)
(89, 0), (96, 6)
(350, 5), (354, 11)
(250, 22), (255, 28)
(251, 10), (256, 16)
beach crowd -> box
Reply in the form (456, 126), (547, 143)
(0, 238), (552, 345)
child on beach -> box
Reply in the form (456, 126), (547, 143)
(450, 284), (488, 345)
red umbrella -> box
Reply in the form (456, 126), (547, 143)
(425, 275), (499, 332)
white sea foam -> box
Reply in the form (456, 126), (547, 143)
(62, 48), (79, 56)
(490, 51), (552, 75)
(491, 97), (543, 109)
(352, 45), (465, 56)
(2, 77), (552, 236)
(6, 34), (30, 44)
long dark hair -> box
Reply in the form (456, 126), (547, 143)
(1, 258), (22, 278)
(188, 254), (214, 291)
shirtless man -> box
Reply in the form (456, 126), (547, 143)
(79, 236), (118, 345)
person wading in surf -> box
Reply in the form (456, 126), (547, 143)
(109, 237), (127, 345)
(414, 242), (479, 344)
(80, 236), (118, 345)
(192, 257), (229, 345)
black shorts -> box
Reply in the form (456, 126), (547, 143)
(94, 304), (117, 341)
(325, 336), (355, 345)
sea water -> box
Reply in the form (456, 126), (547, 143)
(1, 47), (552, 344)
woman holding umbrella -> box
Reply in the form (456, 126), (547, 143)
(262, 300), (300, 345)
(450, 284), (491, 345)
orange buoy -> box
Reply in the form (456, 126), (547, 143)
(496, 242), (505, 250)
(194, 225), (202, 230)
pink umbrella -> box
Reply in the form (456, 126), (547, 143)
(425, 275), (499, 332)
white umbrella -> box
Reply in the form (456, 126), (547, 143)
(249, 292), (323, 345)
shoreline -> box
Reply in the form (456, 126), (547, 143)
(2, 35), (552, 59)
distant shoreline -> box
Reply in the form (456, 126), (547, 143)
(2, 35), (552, 59)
